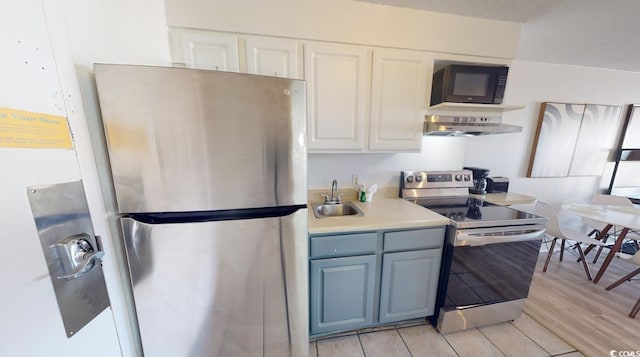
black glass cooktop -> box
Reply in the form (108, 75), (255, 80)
(407, 196), (543, 228)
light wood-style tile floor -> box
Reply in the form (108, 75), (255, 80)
(525, 246), (640, 357)
(309, 248), (640, 356)
(310, 314), (581, 357)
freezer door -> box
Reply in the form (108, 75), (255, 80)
(94, 64), (307, 213)
(120, 209), (308, 357)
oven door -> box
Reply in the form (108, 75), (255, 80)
(444, 224), (545, 309)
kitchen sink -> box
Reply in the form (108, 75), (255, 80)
(311, 202), (364, 219)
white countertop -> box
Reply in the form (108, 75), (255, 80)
(308, 198), (450, 235)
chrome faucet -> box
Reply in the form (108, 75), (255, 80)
(321, 179), (342, 204)
(331, 179), (338, 201)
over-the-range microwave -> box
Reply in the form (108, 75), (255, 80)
(430, 64), (509, 106)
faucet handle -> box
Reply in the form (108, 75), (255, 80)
(336, 193), (345, 204)
(320, 194), (330, 204)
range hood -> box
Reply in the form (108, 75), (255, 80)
(423, 115), (522, 137)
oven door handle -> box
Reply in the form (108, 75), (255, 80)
(456, 229), (546, 246)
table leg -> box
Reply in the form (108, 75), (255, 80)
(631, 297), (640, 318)
(583, 224), (613, 256)
(593, 228), (629, 284)
(605, 267), (640, 290)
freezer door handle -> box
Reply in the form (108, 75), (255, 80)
(52, 233), (104, 280)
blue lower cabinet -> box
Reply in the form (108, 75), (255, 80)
(309, 255), (377, 335)
(309, 227), (445, 336)
(378, 249), (442, 324)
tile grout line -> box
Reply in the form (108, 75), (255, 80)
(393, 327), (414, 357)
(508, 314), (580, 356)
(439, 330), (463, 357)
(504, 319), (553, 356)
(475, 326), (508, 357)
(441, 335), (460, 357)
(356, 332), (367, 357)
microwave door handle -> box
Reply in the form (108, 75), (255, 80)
(456, 229), (546, 247)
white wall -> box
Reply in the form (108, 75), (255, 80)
(56, 0), (640, 210)
(312, 60), (640, 206)
(464, 60), (640, 207)
(60, 0), (171, 69)
(50, 0), (172, 355)
(164, 0), (521, 60)
(0, 0), (124, 355)
(25, 1), (638, 353)
(161, 0), (519, 193)
(308, 137), (466, 189)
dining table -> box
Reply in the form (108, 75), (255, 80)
(561, 203), (640, 284)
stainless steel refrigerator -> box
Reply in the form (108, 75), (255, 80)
(94, 64), (308, 356)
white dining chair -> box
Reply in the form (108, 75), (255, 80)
(605, 252), (640, 318)
(535, 201), (609, 280)
(584, 194), (639, 263)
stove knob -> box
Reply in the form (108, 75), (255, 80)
(406, 176), (414, 183)
(415, 175), (423, 182)
(455, 174), (462, 181)
(464, 175), (471, 181)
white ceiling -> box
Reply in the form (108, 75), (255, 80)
(357, 0), (640, 72)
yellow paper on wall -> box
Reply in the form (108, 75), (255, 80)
(0, 107), (73, 149)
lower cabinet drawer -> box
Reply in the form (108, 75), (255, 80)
(310, 232), (378, 258)
(383, 227), (445, 252)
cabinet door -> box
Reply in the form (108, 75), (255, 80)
(369, 49), (433, 152)
(378, 249), (441, 324)
(245, 36), (302, 79)
(304, 42), (371, 151)
(173, 29), (240, 72)
(309, 255), (376, 335)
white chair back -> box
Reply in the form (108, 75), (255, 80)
(536, 201), (608, 281)
(534, 201), (564, 238)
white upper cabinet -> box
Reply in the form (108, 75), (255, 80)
(306, 44), (432, 153)
(245, 36), (302, 79)
(305, 42), (372, 151)
(171, 29), (302, 79)
(369, 49), (433, 152)
(170, 28), (438, 153)
(172, 29), (240, 72)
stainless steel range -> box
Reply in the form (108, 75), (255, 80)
(400, 170), (547, 333)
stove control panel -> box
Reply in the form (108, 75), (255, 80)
(401, 170), (473, 190)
